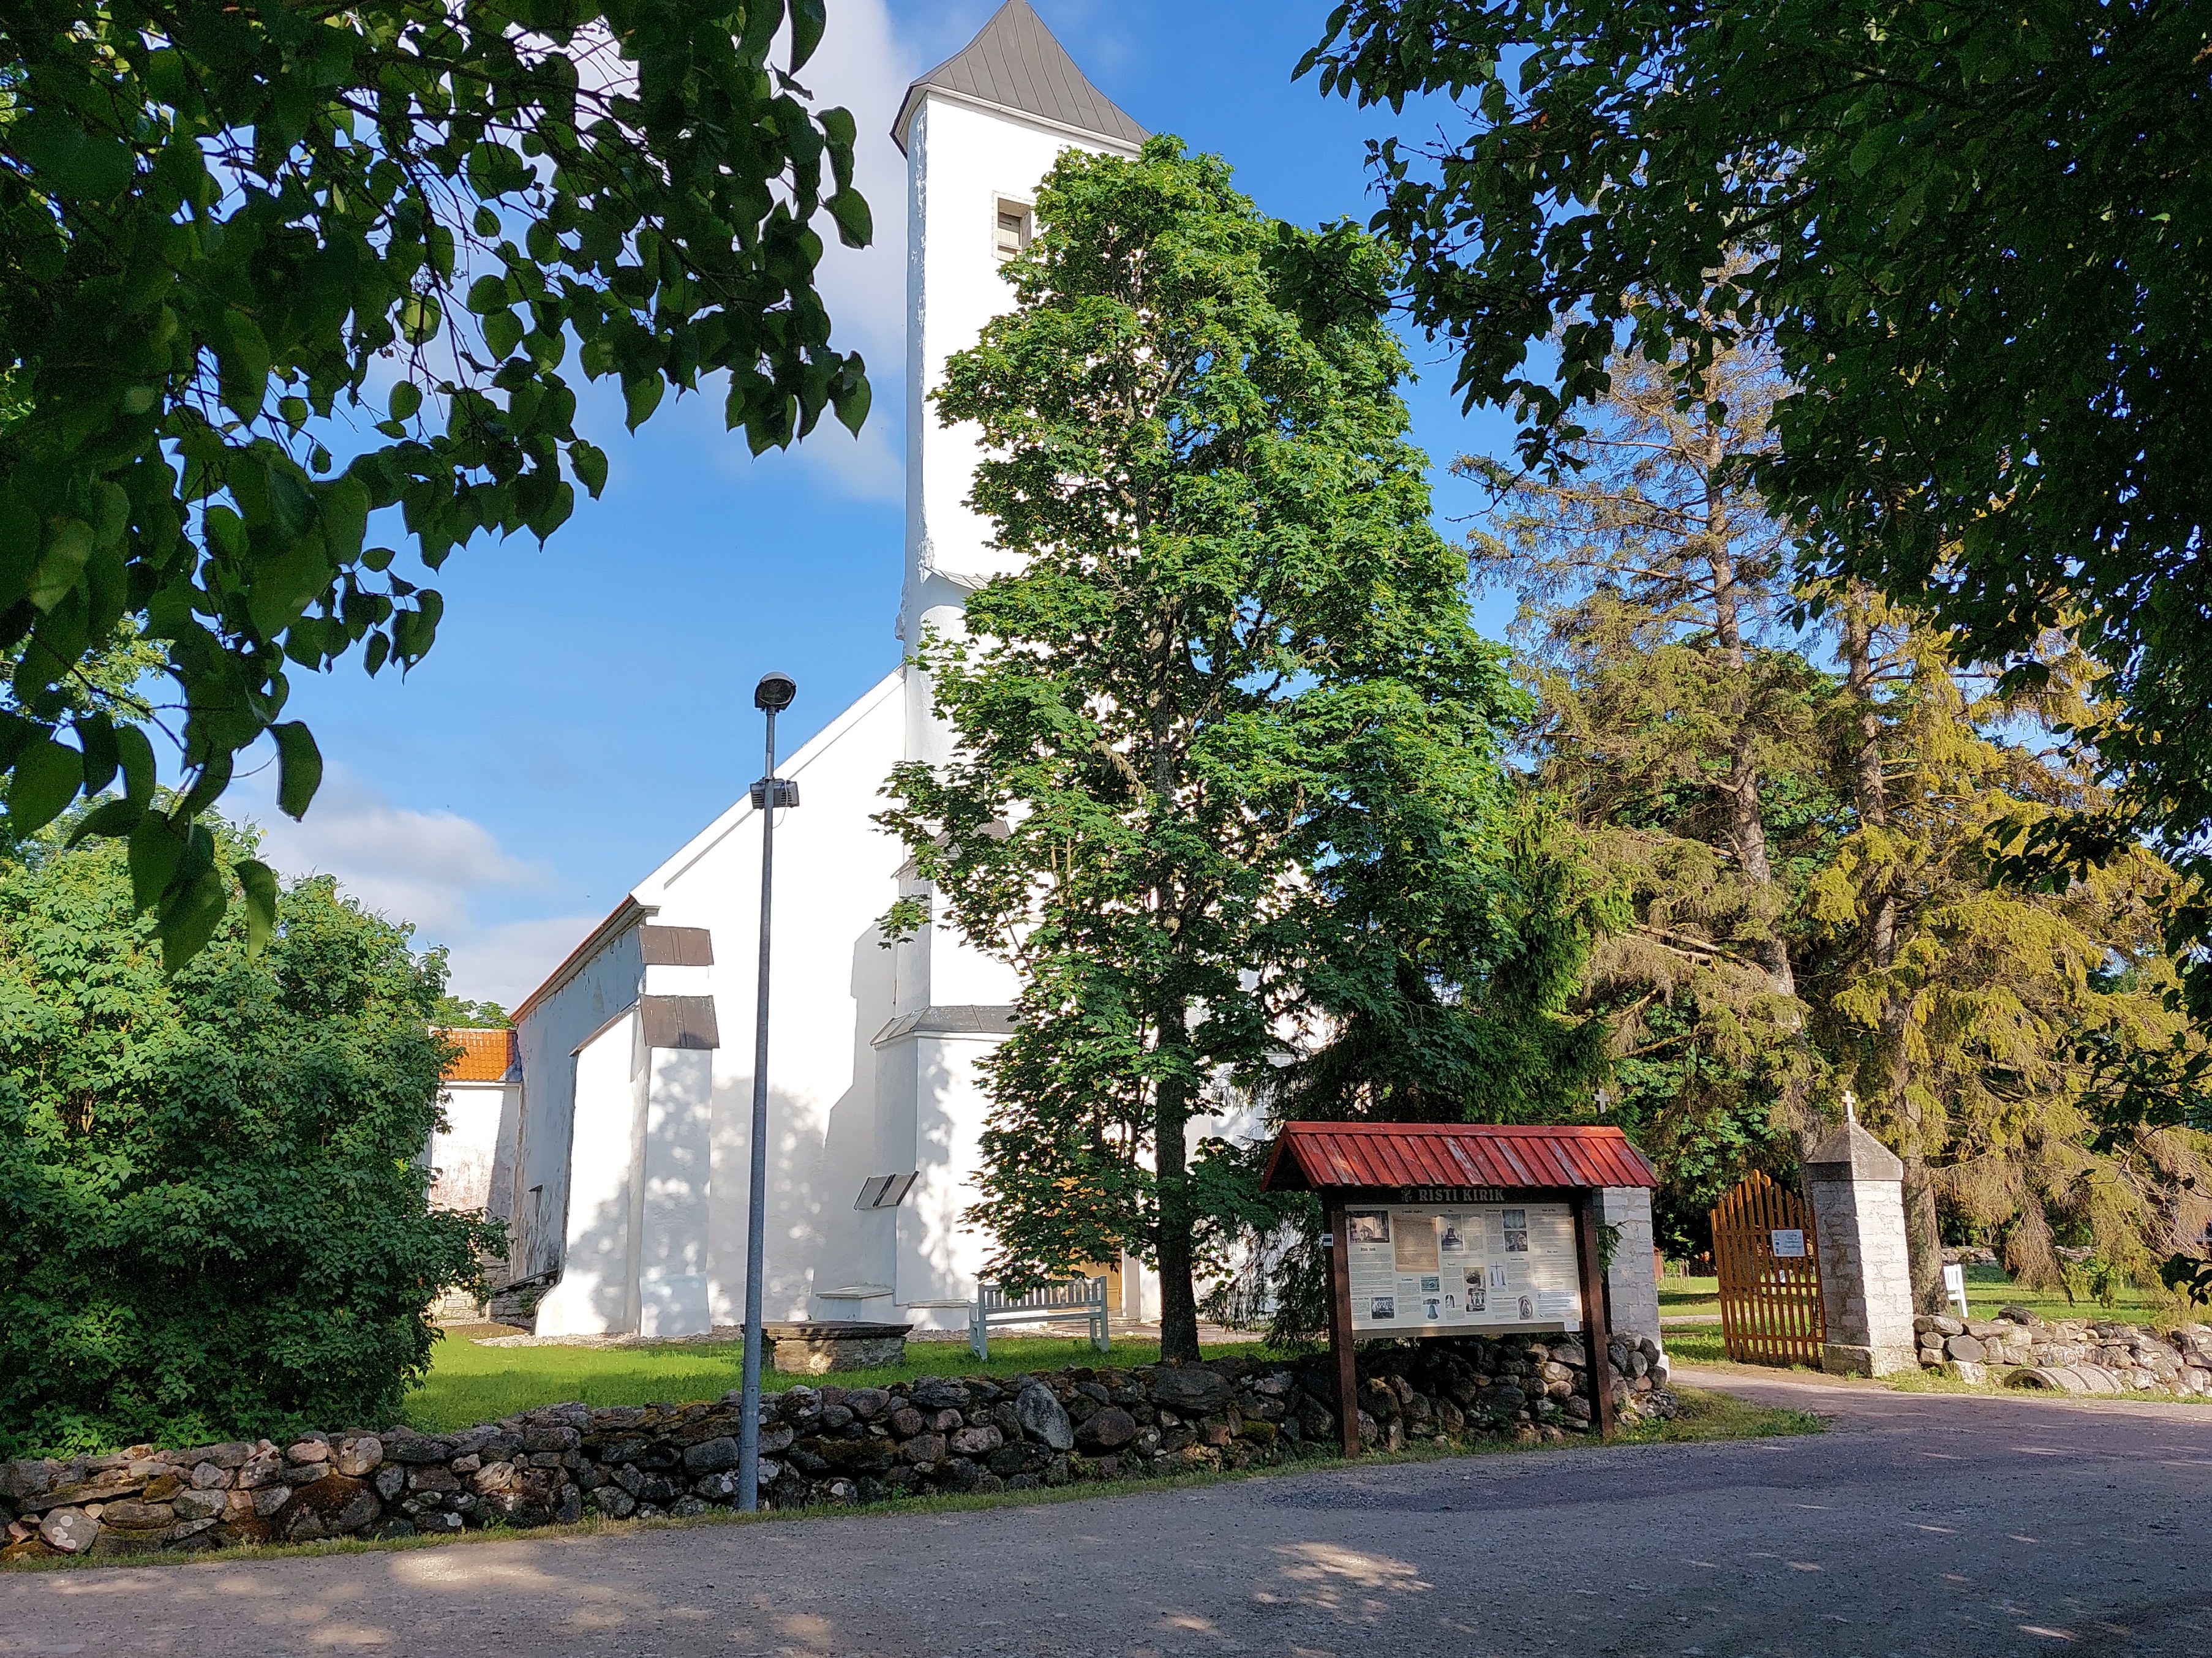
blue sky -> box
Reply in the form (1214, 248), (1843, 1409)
(238, 0), (1524, 1007)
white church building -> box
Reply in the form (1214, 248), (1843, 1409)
(485, 4), (1184, 1338)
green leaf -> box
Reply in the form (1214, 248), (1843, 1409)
(271, 721), (324, 819)
(127, 811), (189, 912)
(483, 308), (525, 360)
(116, 724), (156, 809)
(571, 440), (609, 496)
(399, 293), (443, 345)
(75, 713), (119, 796)
(7, 738), (83, 835)
(826, 189), (873, 249)
(389, 381), (423, 422)
(158, 864), (230, 974)
(246, 538), (333, 639)
(176, 749), (233, 818)
(790, 0), (828, 70)
(68, 796), (145, 845)
(219, 312), (273, 418)
(27, 519), (93, 611)
(318, 474), (373, 563)
(13, 110), (135, 201)
(235, 857), (280, 955)
(835, 369), (871, 437)
(623, 375), (666, 430)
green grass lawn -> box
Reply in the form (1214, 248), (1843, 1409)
(1661, 1264), (2194, 1332)
(1951, 1262), (2188, 1329)
(1660, 1275), (1721, 1318)
(1652, 1384), (1823, 1441)
(408, 1306), (1802, 1430)
(403, 1333), (1270, 1433)
(1661, 1326), (1727, 1365)
(429, 1275), (2100, 1431)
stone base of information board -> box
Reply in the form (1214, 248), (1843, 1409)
(766, 1322), (911, 1374)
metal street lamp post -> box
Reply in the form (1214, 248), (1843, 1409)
(738, 670), (799, 1513)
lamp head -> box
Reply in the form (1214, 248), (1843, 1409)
(754, 671), (797, 713)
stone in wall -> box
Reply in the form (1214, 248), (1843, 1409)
(0, 1332), (1674, 1564)
(1913, 1308), (2212, 1397)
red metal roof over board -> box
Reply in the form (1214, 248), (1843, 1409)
(1260, 1121), (1658, 1194)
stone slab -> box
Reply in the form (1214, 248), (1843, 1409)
(763, 1322), (912, 1375)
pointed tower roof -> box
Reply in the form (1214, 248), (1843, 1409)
(892, 1), (1146, 155)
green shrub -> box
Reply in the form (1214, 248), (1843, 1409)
(0, 826), (501, 1457)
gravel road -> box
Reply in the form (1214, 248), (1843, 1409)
(3, 1368), (2207, 1657)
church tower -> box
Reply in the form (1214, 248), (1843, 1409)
(892, 1), (1146, 762)
(868, 6), (1148, 1313)
(507, 6), (1151, 1342)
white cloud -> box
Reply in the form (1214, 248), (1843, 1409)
(441, 915), (607, 1012)
(808, 0), (919, 373)
(233, 760), (589, 1008)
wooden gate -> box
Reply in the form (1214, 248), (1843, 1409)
(1711, 1171), (1824, 1366)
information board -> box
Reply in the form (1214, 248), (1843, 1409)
(1343, 1202), (1582, 1335)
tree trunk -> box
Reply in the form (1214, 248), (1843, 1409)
(1705, 467), (1795, 1002)
(1153, 997), (1201, 1362)
(1140, 597), (1205, 1363)
(1841, 593), (1946, 1313)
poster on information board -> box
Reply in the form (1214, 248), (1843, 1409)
(1342, 1202), (1582, 1335)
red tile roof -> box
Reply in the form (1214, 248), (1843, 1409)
(1260, 1121), (1658, 1194)
(437, 1027), (517, 1083)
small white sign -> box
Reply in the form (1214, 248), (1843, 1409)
(1770, 1228), (1807, 1258)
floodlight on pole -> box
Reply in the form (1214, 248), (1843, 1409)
(737, 672), (799, 1513)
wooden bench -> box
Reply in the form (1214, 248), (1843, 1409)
(968, 1277), (1110, 1360)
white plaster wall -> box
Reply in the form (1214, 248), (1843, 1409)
(484, 1076), (522, 1231)
(429, 1080), (513, 1213)
(508, 84), (1148, 1340)
(886, 1029), (999, 1320)
(510, 920), (644, 1280)
(630, 672), (908, 1329)
(640, 1047), (713, 1337)
(534, 1009), (645, 1337)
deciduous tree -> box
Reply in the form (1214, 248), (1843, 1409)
(2, 1), (871, 963)
(879, 138), (1570, 1361)
(0, 818), (498, 1457)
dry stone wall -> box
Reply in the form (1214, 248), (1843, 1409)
(1917, 1307), (2212, 1395)
(0, 1334), (1672, 1564)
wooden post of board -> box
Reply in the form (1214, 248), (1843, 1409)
(1574, 1191), (1617, 1440)
(1328, 1202), (1360, 1458)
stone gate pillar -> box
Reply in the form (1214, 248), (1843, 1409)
(1805, 1114), (1919, 1377)
(1601, 1186), (1662, 1349)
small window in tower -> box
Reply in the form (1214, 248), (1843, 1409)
(995, 199), (1032, 261)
